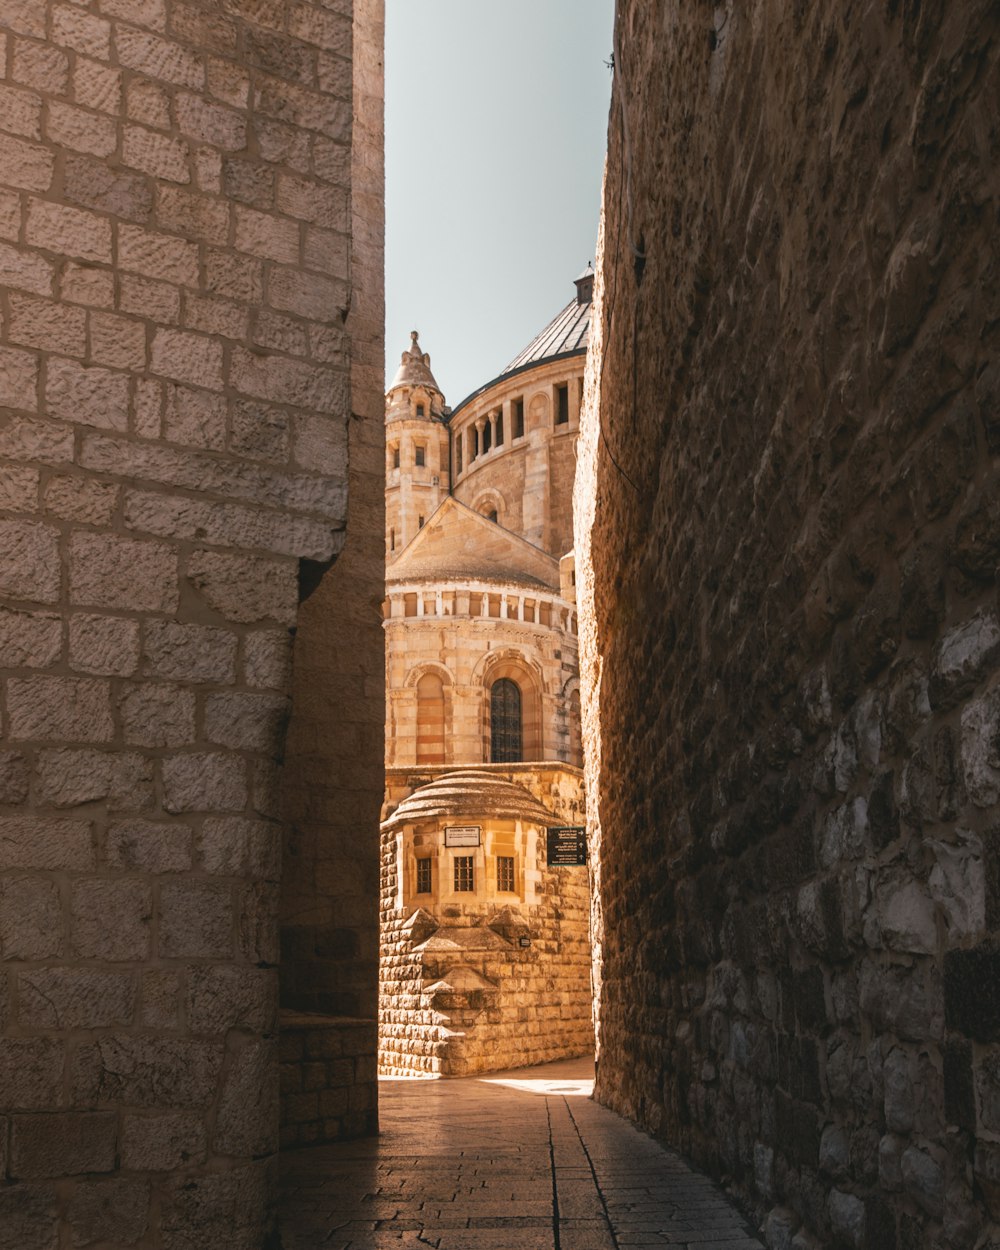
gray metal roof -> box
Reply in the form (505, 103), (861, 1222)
(501, 292), (591, 374)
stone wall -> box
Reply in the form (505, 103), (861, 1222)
(577, 3), (1000, 1247)
(0, 0), (382, 1245)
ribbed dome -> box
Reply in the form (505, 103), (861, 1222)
(501, 268), (592, 375)
(381, 769), (557, 831)
(389, 329), (441, 394)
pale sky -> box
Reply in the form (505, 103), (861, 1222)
(385, 0), (614, 407)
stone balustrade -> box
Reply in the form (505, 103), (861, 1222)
(384, 581), (578, 635)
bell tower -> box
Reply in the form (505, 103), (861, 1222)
(385, 331), (450, 562)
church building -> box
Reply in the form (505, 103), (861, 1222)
(378, 270), (596, 1076)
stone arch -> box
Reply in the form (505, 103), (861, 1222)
(472, 488), (507, 526)
(561, 675), (583, 769)
(479, 650), (544, 762)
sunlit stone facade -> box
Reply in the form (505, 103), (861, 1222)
(380, 274), (595, 1075)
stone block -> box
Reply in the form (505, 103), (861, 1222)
(231, 401), (289, 462)
(73, 56), (122, 113)
(183, 293), (246, 338)
(114, 28), (204, 89)
(0, 815), (94, 871)
(73, 1036), (223, 1109)
(222, 158), (274, 208)
(46, 357), (129, 430)
(142, 619), (238, 683)
(197, 816), (280, 878)
(187, 549), (299, 624)
(69, 615), (140, 677)
(901, 1146), (945, 1219)
(63, 154), (154, 224)
(88, 312), (148, 371)
(0, 877), (63, 960)
(71, 880), (152, 962)
(160, 1160), (270, 1250)
(120, 274), (180, 324)
(214, 1040), (278, 1155)
(151, 327), (226, 390)
(0, 752), (29, 804)
(51, 5), (111, 58)
(102, 0), (166, 31)
(238, 881), (279, 964)
(70, 532), (178, 612)
(945, 942), (1000, 1041)
(8, 291), (86, 357)
(26, 198), (111, 263)
(269, 265), (346, 320)
(175, 91), (247, 149)
(0, 1183), (59, 1250)
(162, 753), (248, 814)
(0, 1039), (64, 1110)
(0, 238), (53, 296)
(12, 40), (69, 95)
(231, 345), (346, 414)
(233, 206), (300, 264)
(117, 223), (199, 285)
(122, 124), (191, 183)
(133, 969), (180, 1031)
(46, 101), (117, 158)
(0, 132), (54, 193)
(119, 682), (196, 748)
(120, 1112), (206, 1171)
(0, 519), (60, 603)
(205, 248), (262, 302)
(65, 1178), (150, 1247)
(44, 476), (119, 525)
(187, 965), (277, 1034)
(107, 819), (192, 873)
(0, 462), (38, 511)
(36, 748), (154, 810)
(7, 676), (113, 744)
(17, 970), (136, 1031)
(0, 606), (62, 668)
(11, 1113), (117, 1179)
(60, 262), (115, 308)
(243, 630), (293, 689)
(158, 881), (234, 957)
(204, 692), (290, 754)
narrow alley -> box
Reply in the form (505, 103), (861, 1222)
(280, 1058), (764, 1249)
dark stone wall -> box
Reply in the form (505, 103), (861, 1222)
(577, 3), (1000, 1245)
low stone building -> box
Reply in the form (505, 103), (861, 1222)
(379, 276), (594, 1075)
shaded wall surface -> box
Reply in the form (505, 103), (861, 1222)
(0, 0), (382, 1246)
(577, 3), (1000, 1247)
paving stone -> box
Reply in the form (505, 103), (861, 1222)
(280, 1058), (762, 1249)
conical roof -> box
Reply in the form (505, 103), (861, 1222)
(381, 769), (557, 831)
(501, 267), (593, 375)
(389, 330), (441, 394)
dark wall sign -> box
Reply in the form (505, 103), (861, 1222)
(547, 826), (587, 866)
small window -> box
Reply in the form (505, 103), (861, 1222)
(416, 858), (432, 894)
(418, 515), (425, 528)
(470, 427), (478, 460)
(415, 445), (425, 467)
(416, 403), (425, 417)
(487, 510), (498, 524)
(390, 528), (395, 551)
(393, 446), (400, 469)
(556, 383), (569, 425)
(454, 855), (474, 892)
(483, 422), (492, 453)
(513, 398), (524, 439)
(497, 855), (514, 893)
(496, 410), (504, 446)
(490, 678), (522, 763)
(456, 434), (463, 474)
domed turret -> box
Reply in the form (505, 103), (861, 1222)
(385, 331), (450, 562)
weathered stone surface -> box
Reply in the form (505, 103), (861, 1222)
(158, 881), (233, 957)
(0, 607), (62, 669)
(162, 752), (248, 813)
(121, 1112), (206, 1172)
(204, 692), (289, 753)
(119, 682), (196, 748)
(18, 970), (136, 1030)
(0, 815), (94, 871)
(65, 1179), (150, 1247)
(197, 816), (280, 878)
(11, 1113), (117, 1179)
(7, 676), (113, 744)
(73, 1037), (223, 1109)
(142, 619), (237, 683)
(214, 1040), (279, 1155)
(0, 752), (29, 804)
(0, 1039), (64, 1110)
(0, 877), (63, 959)
(186, 550), (299, 624)
(188, 966), (277, 1034)
(0, 519), (60, 603)
(107, 819), (192, 873)
(35, 749), (154, 810)
(71, 880), (153, 962)
(69, 532), (178, 612)
(0, 1183), (59, 1250)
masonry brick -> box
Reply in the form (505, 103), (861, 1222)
(0, 346), (40, 412)
(0, 465), (39, 513)
(142, 619), (237, 683)
(108, 818), (192, 873)
(0, 877), (63, 960)
(117, 223), (199, 284)
(88, 312), (148, 370)
(8, 293), (87, 357)
(63, 154), (154, 223)
(0, 132), (54, 192)
(123, 124), (191, 183)
(119, 682), (196, 748)
(150, 328), (223, 388)
(46, 357), (130, 429)
(69, 531), (178, 612)
(69, 614), (140, 676)
(61, 261), (115, 308)
(161, 752), (247, 814)
(158, 880), (234, 957)
(71, 880), (153, 961)
(157, 186), (230, 244)
(0, 815), (95, 871)
(73, 56), (123, 113)
(0, 240), (53, 299)
(0, 607), (62, 669)
(12, 39), (69, 95)
(46, 101), (118, 158)
(27, 198), (112, 263)
(35, 747), (154, 810)
(0, 1039), (64, 1111)
(120, 1112), (206, 1171)
(17, 970), (137, 1031)
(186, 549), (299, 623)
(114, 28), (204, 89)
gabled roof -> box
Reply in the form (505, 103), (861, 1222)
(387, 497), (560, 590)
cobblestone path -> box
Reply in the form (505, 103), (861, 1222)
(280, 1057), (764, 1249)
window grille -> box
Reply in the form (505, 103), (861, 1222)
(416, 858), (431, 894)
(454, 855), (474, 892)
(490, 678), (522, 763)
(497, 855), (515, 892)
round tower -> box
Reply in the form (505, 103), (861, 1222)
(385, 331), (450, 561)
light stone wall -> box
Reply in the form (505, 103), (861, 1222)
(0, 0), (383, 1245)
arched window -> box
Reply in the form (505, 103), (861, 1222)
(416, 673), (445, 764)
(490, 678), (522, 763)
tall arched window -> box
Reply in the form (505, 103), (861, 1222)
(416, 672), (445, 764)
(490, 678), (522, 763)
